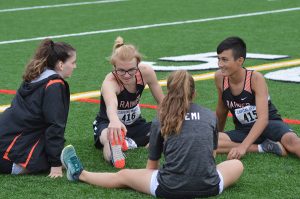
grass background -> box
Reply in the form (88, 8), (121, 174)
(0, 0), (300, 198)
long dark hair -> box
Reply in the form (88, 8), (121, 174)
(23, 39), (76, 82)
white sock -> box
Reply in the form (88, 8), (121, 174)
(11, 163), (25, 175)
(125, 138), (137, 150)
(258, 144), (265, 153)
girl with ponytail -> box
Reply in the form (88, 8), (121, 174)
(92, 36), (164, 169)
(61, 71), (243, 198)
(0, 39), (76, 177)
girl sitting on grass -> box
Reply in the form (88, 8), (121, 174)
(0, 39), (76, 177)
(61, 70), (243, 198)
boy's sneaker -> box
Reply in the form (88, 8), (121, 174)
(261, 139), (287, 156)
(61, 145), (83, 181)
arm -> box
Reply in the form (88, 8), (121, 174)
(228, 72), (269, 159)
(213, 117), (219, 159)
(147, 119), (163, 169)
(102, 75), (127, 142)
(146, 159), (159, 169)
(240, 72), (269, 150)
(213, 151), (217, 158)
(43, 81), (68, 178)
(214, 71), (229, 132)
(139, 64), (164, 104)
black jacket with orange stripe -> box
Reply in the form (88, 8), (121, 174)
(0, 74), (70, 173)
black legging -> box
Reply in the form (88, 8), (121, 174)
(0, 158), (13, 174)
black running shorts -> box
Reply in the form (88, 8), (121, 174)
(0, 158), (12, 174)
(225, 120), (293, 144)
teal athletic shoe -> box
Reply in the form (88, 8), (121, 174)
(261, 139), (287, 156)
(61, 145), (83, 181)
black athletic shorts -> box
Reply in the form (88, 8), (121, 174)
(155, 184), (219, 199)
(0, 158), (12, 174)
(93, 117), (151, 149)
(226, 120), (293, 144)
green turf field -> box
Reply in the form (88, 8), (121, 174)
(0, 0), (300, 198)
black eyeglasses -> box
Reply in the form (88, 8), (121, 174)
(114, 66), (138, 76)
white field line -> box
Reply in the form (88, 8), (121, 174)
(0, 7), (299, 45)
(0, 0), (125, 13)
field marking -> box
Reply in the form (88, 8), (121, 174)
(0, 0), (125, 13)
(1, 59), (300, 113)
(69, 59), (300, 100)
(0, 7), (300, 45)
(75, 99), (300, 125)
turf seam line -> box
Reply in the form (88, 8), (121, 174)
(0, 0), (125, 13)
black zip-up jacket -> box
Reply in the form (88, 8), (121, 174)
(0, 74), (69, 173)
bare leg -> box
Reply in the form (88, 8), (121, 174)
(217, 132), (258, 153)
(217, 159), (244, 189)
(281, 132), (300, 158)
(79, 169), (155, 195)
(99, 129), (111, 162)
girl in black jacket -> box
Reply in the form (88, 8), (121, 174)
(0, 39), (76, 177)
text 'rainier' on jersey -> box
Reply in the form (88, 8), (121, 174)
(226, 100), (250, 109)
(119, 95), (141, 109)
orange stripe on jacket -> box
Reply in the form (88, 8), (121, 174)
(19, 139), (40, 168)
(46, 79), (64, 89)
(3, 133), (22, 161)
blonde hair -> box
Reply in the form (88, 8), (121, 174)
(110, 36), (142, 65)
(159, 70), (195, 137)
